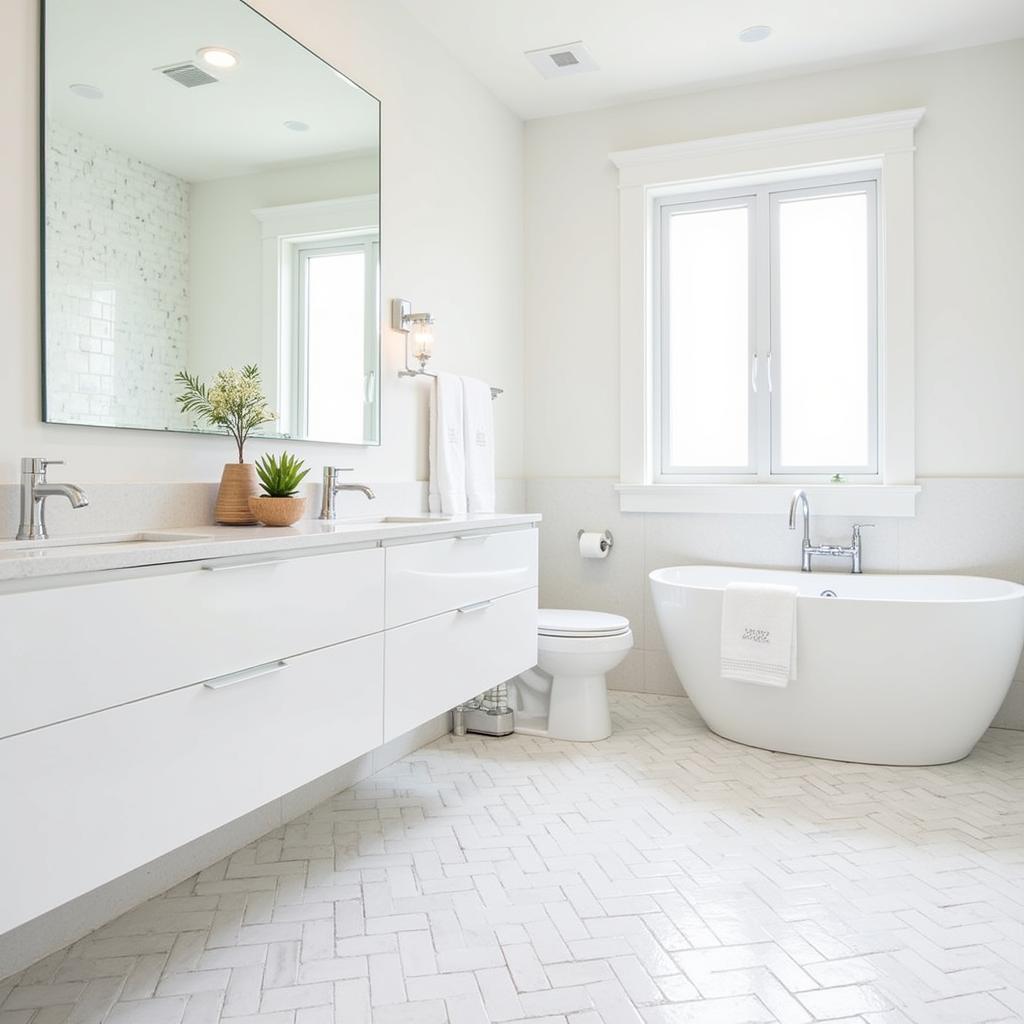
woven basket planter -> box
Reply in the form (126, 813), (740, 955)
(248, 495), (307, 527)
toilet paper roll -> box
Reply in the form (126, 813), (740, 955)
(579, 531), (610, 559)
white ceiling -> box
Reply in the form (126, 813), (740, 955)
(46, 0), (379, 181)
(398, 0), (1024, 120)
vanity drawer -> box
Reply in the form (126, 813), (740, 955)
(0, 632), (384, 935)
(0, 546), (384, 739)
(384, 586), (537, 740)
(385, 527), (538, 627)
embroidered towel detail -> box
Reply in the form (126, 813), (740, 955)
(720, 582), (798, 687)
(462, 376), (496, 513)
(428, 373), (467, 514)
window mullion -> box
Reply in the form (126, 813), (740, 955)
(754, 186), (772, 479)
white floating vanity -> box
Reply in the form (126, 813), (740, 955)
(0, 514), (539, 934)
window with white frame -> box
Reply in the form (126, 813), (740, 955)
(654, 172), (879, 480)
(292, 234), (379, 441)
(252, 194), (380, 445)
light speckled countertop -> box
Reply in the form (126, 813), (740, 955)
(0, 513), (540, 583)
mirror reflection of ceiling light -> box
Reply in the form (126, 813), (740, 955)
(196, 46), (239, 69)
(284, 120), (310, 132)
(69, 83), (104, 100)
(738, 25), (772, 43)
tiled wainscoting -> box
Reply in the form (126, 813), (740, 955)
(526, 478), (1024, 730)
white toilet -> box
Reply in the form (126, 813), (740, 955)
(512, 609), (633, 741)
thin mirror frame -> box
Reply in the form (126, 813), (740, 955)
(38, 0), (382, 447)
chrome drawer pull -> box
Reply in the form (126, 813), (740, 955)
(408, 567), (527, 581)
(203, 660), (288, 690)
(457, 600), (494, 615)
(454, 534), (489, 543)
(201, 560), (282, 573)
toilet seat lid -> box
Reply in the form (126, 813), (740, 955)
(538, 608), (631, 638)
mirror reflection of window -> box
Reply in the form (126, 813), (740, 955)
(296, 237), (379, 442)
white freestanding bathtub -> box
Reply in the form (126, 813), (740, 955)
(650, 566), (1024, 765)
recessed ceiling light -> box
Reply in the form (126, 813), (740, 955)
(738, 25), (772, 43)
(284, 120), (310, 132)
(69, 83), (103, 100)
(197, 46), (239, 69)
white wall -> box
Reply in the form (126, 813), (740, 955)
(524, 39), (1024, 480)
(523, 40), (1024, 725)
(0, 0), (524, 486)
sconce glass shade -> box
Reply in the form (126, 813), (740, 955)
(410, 319), (434, 365)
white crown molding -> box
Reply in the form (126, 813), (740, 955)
(251, 194), (379, 238)
(609, 108), (926, 169)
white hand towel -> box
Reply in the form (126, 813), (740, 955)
(720, 582), (798, 687)
(462, 376), (496, 513)
(428, 373), (467, 515)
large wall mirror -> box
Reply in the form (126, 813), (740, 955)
(41, 0), (381, 445)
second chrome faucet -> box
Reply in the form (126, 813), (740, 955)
(319, 466), (376, 520)
(788, 488), (872, 574)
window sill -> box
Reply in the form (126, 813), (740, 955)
(616, 483), (920, 517)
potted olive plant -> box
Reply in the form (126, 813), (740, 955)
(250, 452), (310, 527)
(174, 364), (275, 525)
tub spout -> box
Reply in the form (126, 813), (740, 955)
(788, 489), (812, 571)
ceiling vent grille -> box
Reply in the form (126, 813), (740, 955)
(158, 63), (219, 88)
(525, 41), (598, 79)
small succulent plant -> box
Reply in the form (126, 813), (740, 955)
(255, 451), (309, 498)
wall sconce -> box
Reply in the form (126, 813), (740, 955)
(392, 298), (435, 378)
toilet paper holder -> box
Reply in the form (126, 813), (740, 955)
(577, 529), (614, 553)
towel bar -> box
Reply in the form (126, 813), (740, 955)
(398, 366), (502, 399)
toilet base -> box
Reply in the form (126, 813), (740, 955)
(514, 674), (611, 742)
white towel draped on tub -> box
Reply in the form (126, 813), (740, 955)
(428, 373), (466, 515)
(720, 582), (798, 687)
(462, 376), (496, 513)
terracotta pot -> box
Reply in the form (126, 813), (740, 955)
(215, 463), (260, 525)
(249, 495), (308, 528)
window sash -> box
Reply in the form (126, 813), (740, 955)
(769, 179), (879, 475)
(293, 236), (378, 438)
(653, 172), (879, 481)
(655, 193), (758, 476)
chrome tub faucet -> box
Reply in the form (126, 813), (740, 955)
(788, 488), (872, 574)
(17, 457), (89, 540)
(789, 488), (812, 565)
(319, 466), (376, 520)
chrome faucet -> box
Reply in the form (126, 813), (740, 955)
(17, 458), (89, 540)
(319, 466), (376, 520)
(788, 488), (811, 561)
(787, 488), (872, 574)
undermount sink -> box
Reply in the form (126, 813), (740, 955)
(323, 515), (454, 527)
(0, 532), (213, 556)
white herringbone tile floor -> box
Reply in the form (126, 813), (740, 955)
(3, 692), (1024, 1024)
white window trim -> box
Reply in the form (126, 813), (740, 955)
(251, 195), (379, 440)
(611, 108), (924, 516)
